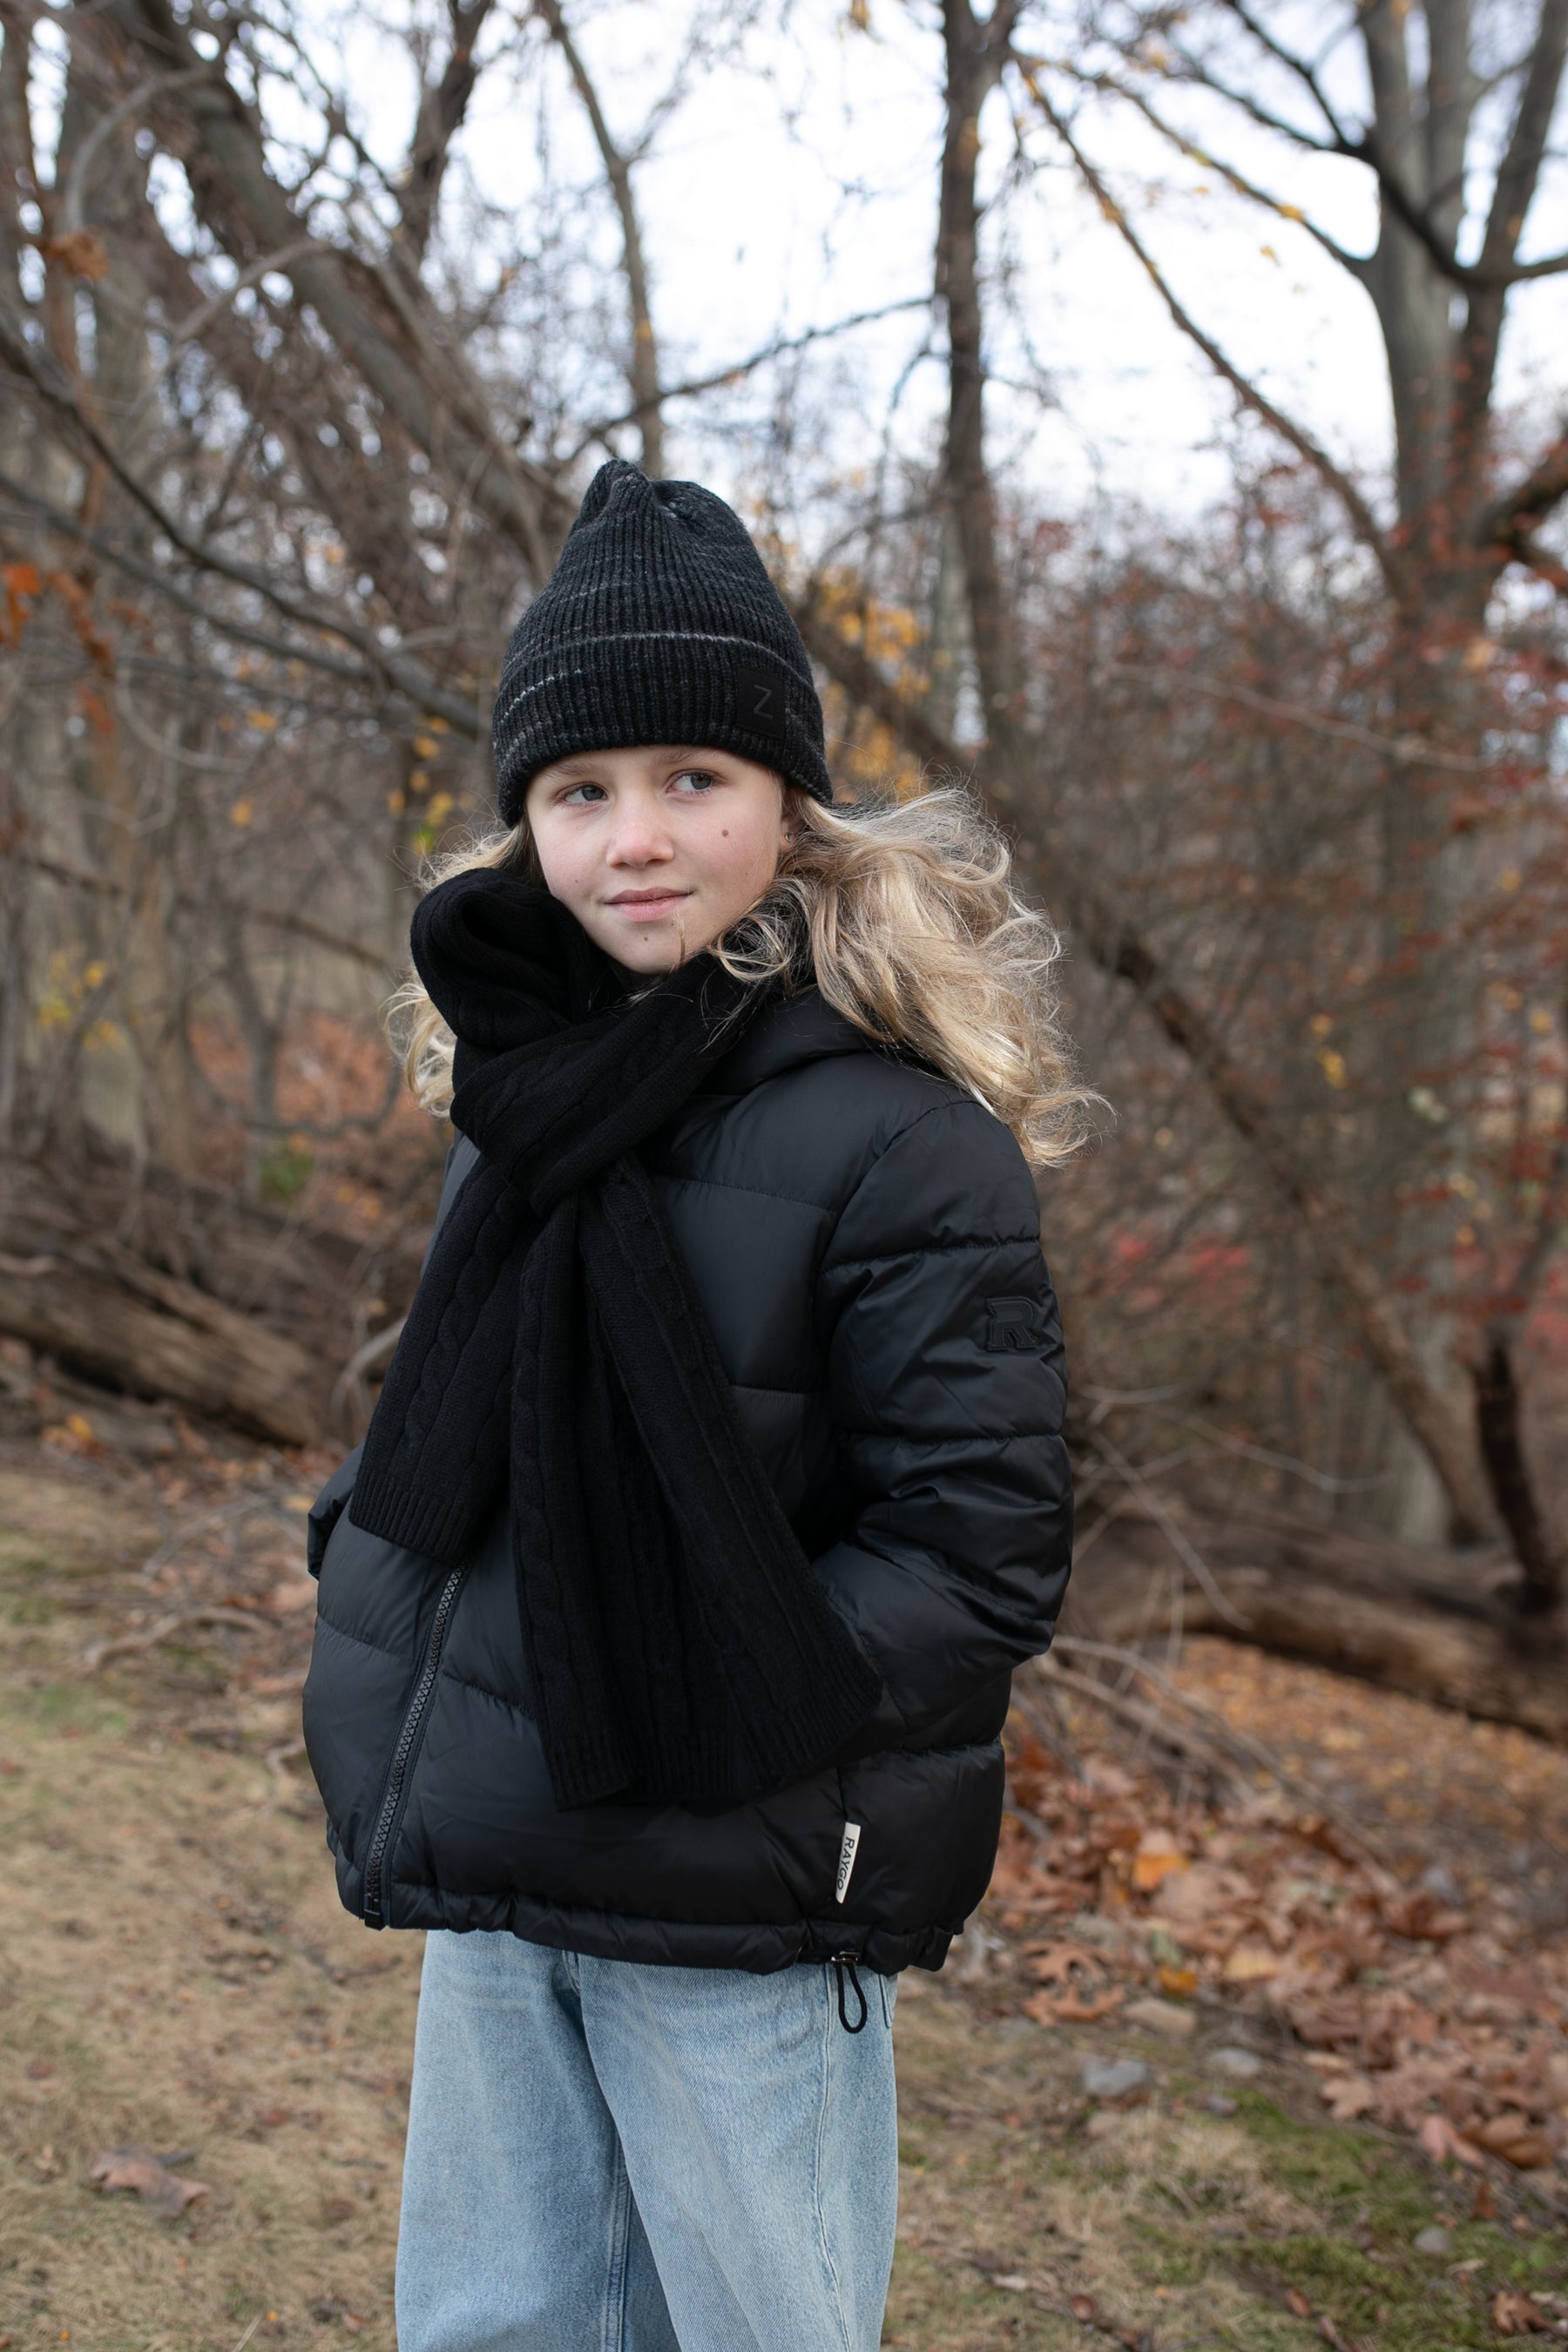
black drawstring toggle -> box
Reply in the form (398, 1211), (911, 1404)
(831, 1952), (868, 2033)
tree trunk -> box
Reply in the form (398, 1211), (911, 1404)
(1071, 1498), (1568, 1744)
(0, 1147), (427, 1443)
(0, 1247), (324, 1443)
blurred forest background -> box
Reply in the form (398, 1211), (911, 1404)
(2, 0), (1567, 1731)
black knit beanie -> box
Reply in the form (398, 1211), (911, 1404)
(491, 459), (833, 821)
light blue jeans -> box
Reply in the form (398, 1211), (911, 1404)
(395, 1931), (899, 2352)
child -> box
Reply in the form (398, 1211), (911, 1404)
(302, 458), (1081, 2352)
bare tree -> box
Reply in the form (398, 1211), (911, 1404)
(1008, 0), (1568, 1556)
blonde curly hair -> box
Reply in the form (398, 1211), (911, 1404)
(389, 784), (1092, 1170)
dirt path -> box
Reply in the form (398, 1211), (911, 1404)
(1, 1448), (1564, 2350)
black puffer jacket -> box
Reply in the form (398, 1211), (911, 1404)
(301, 989), (1072, 1975)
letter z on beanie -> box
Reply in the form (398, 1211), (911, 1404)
(491, 459), (833, 821)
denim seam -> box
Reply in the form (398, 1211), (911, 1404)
(603, 2140), (632, 2352)
(811, 1967), (855, 2352)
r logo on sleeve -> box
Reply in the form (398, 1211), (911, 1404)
(984, 1295), (1043, 1354)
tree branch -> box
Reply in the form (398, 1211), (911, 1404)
(399, 0), (500, 262)
(1475, 0), (1568, 286)
(1457, 0), (1568, 443)
(534, 0), (665, 476)
(562, 296), (931, 459)
(1015, 65), (1405, 596)
(1032, 54), (1371, 281)
(1176, 4), (1568, 290)
(89, 0), (569, 579)
(16, 852), (393, 970)
(0, 451), (483, 734)
(1477, 426), (1568, 557)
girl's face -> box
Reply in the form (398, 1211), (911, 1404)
(524, 745), (790, 974)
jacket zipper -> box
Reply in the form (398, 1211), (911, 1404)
(362, 1567), (466, 1929)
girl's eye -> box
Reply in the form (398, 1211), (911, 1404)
(561, 781), (608, 805)
(671, 769), (717, 794)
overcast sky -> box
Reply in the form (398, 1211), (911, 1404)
(432, 0), (1568, 531)
(30, 0), (1568, 538)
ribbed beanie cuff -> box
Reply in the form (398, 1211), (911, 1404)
(492, 461), (833, 821)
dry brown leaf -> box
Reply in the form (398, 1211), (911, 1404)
(1416, 2112), (1484, 2167)
(1221, 1940), (1280, 1984)
(89, 2146), (210, 2216)
(1023, 1939), (1105, 1986)
(1130, 1830), (1188, 1892)
(1492, 2288), (1552, 2335)
(1051, 1986), (1126, 2022)
(40, 230), (110, 280)
(1382, 1893), (1469, 1943)
(1150, 1862), (1249, 1925)
(1321, 2072), (1376, 2122)
(1022, 1984), (1125, 2026)
(1471, 2112), (1554, 2171)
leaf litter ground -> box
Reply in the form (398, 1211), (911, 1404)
(0, 1423), (1564, 2350)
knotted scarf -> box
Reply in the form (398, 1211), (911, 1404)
(348, 868), (881, 1811)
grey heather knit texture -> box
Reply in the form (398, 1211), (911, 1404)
(491, 459), (833, 821)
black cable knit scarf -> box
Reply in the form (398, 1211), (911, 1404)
(348, 868), (881, 1812)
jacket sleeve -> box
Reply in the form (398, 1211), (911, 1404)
(810, 1096), (1072, 1738)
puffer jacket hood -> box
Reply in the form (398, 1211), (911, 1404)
(301, 986), (1072, 1976)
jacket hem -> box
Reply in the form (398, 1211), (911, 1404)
(335, 1855), (956, 1976)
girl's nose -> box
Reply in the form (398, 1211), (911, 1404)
(606, 811), (674, 867)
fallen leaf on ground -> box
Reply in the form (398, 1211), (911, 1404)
(1492, 2288), (1552, 2335)
(1130, 1830), (1187, 1891)
(89, 2146), (209, 2216)
(1382, 1892), (1469, 1942)
(1321, 2072), (1376, 2122)
(1023, 1939), (1107, 1986)
(1471, 2112), (1554, 2170)
(1023, 1984), (1125, 2025)
(1416, 2112), (1484, 2167)
(1221, 1940), (1280, 1984)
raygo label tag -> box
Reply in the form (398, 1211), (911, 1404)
(835, 1821), (862, 1905)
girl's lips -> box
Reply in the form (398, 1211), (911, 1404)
(608, 892), (690, 918)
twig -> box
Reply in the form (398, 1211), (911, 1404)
(1043, 1640), (1392, 1869)
(1087, 1430), (1254, 1630)
(1044, 1658), (1243, 1784)
(136, 1497), (299, 1586)
(84, 1606), (270, 1673)
(1009, 1678), (1084, 1778)
(328, 1314), (406, 1432)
